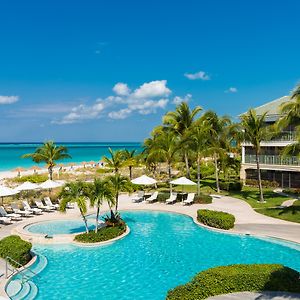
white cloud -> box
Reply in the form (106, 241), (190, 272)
(184, 71), (210, 80)
(132, 80), (171, 98)
(113, 83), (131, 96)
(0, 95), (19, 104)
(108, 108), (132, 119)
(225, 87), (238, 93)
(173, 94), (192, 105)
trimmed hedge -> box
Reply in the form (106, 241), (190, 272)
(166, 264), (300, 300)
(0, 235), (32, 267)
(14, 174), (48, 183)
(246, 179), (279, 188)
(220, 181), (243, 191)
(74, 223), (126, 243)
(197, 209), (235, 230)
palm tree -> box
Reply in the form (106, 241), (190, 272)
(88, 179), (115, 233)
(240, 109), (271, 203)
(163, 102), (202, 178)
(22, 141), (71, 180)
(102, 148), (126, 173)
(122, 149), (138, 179)
(59, 181), (90, 233)
(108, 174), (131, 216)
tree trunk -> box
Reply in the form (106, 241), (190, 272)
(129, 166), (132, 180)
(214, 153), (220, 193)
(48, 166), (53, 180)
(184, 151), (190, 178)
(197, 155), (201, 196)
(95, 205), (100, 233)
(168, 162), (172, 180)
(255, 151), (264, 203)
(115, 192), (119, 213)
(79, 208), (89, 233)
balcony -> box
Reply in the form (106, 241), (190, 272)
(244, 154), (300, 166)
(269, 131), (296, 142)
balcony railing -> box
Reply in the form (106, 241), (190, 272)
(244, 154), (300, 166)
(269, 131), (296, 142)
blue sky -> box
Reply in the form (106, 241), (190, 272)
(0, 0), (299, 142)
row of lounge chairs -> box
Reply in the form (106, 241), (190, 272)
(0, 197), (74, 225)
(132, 191), (195, 205)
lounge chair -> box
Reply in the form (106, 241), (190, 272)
(0, 206), (22, 221)
(132, 191), (145, 203)
(166, 193), (177, 204)
(22, 201), (43, 215)
(35, 200), (55, 212)
(44, 197), (59, 210)
(0, 216), (12, 225)
(11, 203), (33, 217)
(183, 193), (195, 205)
(146, 191), (158, 203)
(58, 198), (74, 209)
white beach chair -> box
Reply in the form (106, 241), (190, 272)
(11, 203), (33, 217)
(44, 197), (59, 210)
(183, 193), (195, 205)
(146, 191), (158, 203)
(166, 193), (177, 204)
(22, 200), (43, 215)
(58, 198), (74, 209)
(132, 191), (145, 203)
(0, 206), (22, 221)
(35, 200), (54, 212)
(0, 216), (12, 225)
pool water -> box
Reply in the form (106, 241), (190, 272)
(18, 211), (300, 299)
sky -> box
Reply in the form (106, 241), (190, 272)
(0, 0), (299, 142)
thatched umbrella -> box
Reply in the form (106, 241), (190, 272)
(81, 161), (87, 168)
(13, 167), (25, 177)
(29, 165), (41, 174)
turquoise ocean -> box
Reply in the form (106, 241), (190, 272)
(0, 142), (141, 172)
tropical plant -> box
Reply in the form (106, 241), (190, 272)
(22, 141), (71, 180)
(240, 109), (271, 202)
(59, 181), (90, 233)
(102, 148), (126, 173)
(88, 179), (115, 233)
(121, 149), (138, 179)
(163, 102), (202, 178)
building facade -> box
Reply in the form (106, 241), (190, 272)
(240, 96), (300, 188)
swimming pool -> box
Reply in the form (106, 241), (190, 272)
(8, 211), (300, 299)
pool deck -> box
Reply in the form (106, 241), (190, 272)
(0, 193), (300, 299)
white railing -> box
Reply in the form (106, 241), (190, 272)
(244, 154), (300, 166)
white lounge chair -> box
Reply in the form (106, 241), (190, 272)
(35, 200), (54, 212)
(58, 198), (74, 209)
(183, 193), (195, 205)
(166, 193), (177, 204)
(11, 203), (33, 217)
(0, 216), (12, 225)
(146, 191), (158, 203)
(44, 197), (59, 210)
(22, 201), (43, 215)
(0, 206), (22, 221)
(132, 191), (145, 203)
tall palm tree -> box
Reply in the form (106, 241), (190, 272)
(22, 141), (71, 180)
(240, 109), (271, 203)
(163, 102), (202, 178)
(88, 179), (115, 233)
(108, 174), (131, 216)
(59, 181), (90, 233)
(102, 148), (126, 173)
(122, 149), (138, 179)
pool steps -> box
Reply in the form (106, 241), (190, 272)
(6, 254), (48, 299)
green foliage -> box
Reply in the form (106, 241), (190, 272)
(219, 180), (243, 191)
(246, 179), (279, 188)
(157, 192), (170, 202)
(74, 223), (126, 243)
(96, 168), (113, 174)
(194, 193), (212, 204)
(166, 264), (300, 300)
(283, 188), (300, 196)
(0, 235), (32, 267)
(197, 209), (235, 230)
(14, 174), (48, 183)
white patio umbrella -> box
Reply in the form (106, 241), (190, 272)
(170, 176), (196, 197)
(131, 175), (157, 185)
(39, 179), (63, 189)
(0, 186), (19, 204)
(16, 181), (40, 191)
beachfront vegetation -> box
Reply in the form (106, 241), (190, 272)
(22, 140), (71, 180)
(166, 264), (300, 300)
(14, 173), (48, 183)
(74, 222), (126, 243)
(0, 235), (32, 267)
(197, 209), (235, 230)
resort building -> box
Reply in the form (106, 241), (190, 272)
(240, 96), (300, 188)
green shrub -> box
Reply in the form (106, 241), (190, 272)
(157, 192), (170, 202)
(194, 193), (212, 204)
(220, 181), (243, 191)
(166, 264), (300, 300)
(0, 235), (32, 267)
(74, 223), (126, 243)
(283, 188), (300, 196)
(246, 179), (279, 188)
(15, 174), (48, 183)
(197, 209), (235, 230)
(96, 168), (113, 174)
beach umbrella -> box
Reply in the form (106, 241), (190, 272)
(170, 176), (196, 197)
(0, 186), (19, 204)
(16, 181), (40, 191)
(39, 179), (63, 189)
(13, 167), (25, 177)
(29, 165), (41, 174)
(131, 175), (157, 185)
(81, 161), (87, 168)
(89, 161), (96, 167)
